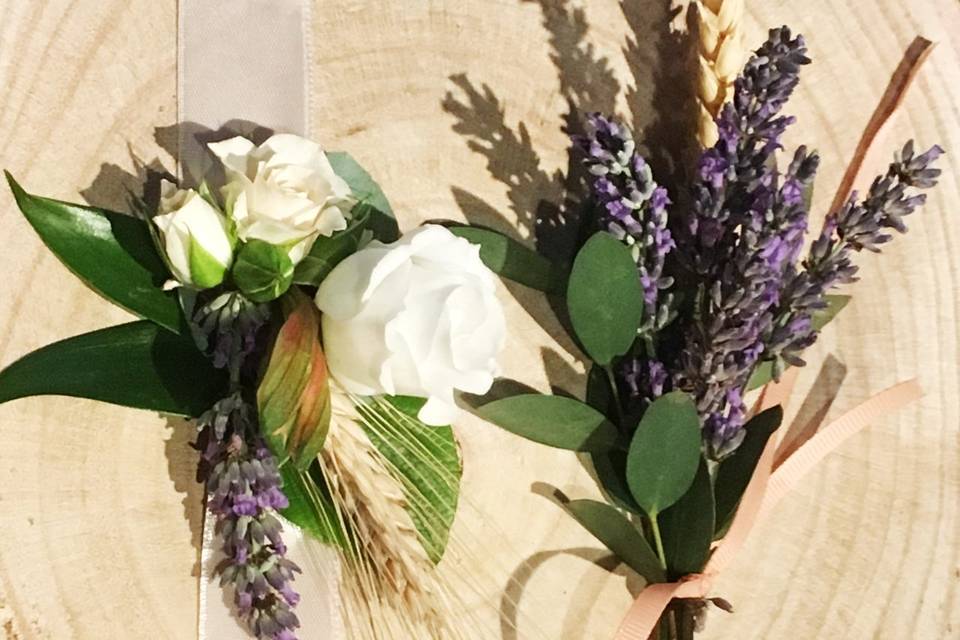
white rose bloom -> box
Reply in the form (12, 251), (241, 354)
(315, 225), (506, 426)
(153, 180), (234, 289)
(208, 133), (354, 264)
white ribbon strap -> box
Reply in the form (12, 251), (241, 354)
(178, 1), (344, 638)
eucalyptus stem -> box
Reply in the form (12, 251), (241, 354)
(648, 510), (668, 570)
(604, 364), (627, 428)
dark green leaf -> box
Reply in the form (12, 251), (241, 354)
(356, 396), (461, 563)
(566, 499), (665, 583)
(0, 320), (225, 417)
(585, 365), (617, 422)
(585, 449), (643, 514)
(446, 225), (565, 293)
(281, 461), (351, 550)
(479, 394), (618, 452)
(327, 152), (399, 242)
(714, 405), (783, 537)
(293, 209), (371, 286)
(625, 391), (702, 515)
(5, 172), (182, 333)
(232, 240), (294, 303)
(567, 232), (643, 365)
(660, 459), (714, 577)
(747, 295), (851, 390)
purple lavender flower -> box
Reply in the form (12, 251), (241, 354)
(677, 27), (817, 458)
(575, 113), (676, 331)
(198, 401), (301, 640)
(764, 141), (944, 372)
(191, 295), (301, 640)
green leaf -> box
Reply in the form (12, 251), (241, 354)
(258, 291), (332, 470)
(625, 391), (702, 515)
(566, 499), (665, 583)
(446, 225), (565, 293)
(0, 320), (225, 417)
(660, 459), (714, 577)
(585, 365), (617, 422)
(714, 405), (783, 537)
(585, 449), (643, 514)
(281, 461), (351, 551)
(355, 396), (461, 563)
(479, 394), (618, 452)
(5, 172), (182, 333)
(327, 152), (399, 242)
(747, 295), (851, 390)
(567, 232), (643, 365)
(293, 209), (372, 286)
(232, 240), (294, 303)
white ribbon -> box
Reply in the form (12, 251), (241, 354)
(178, 1), (345, 638)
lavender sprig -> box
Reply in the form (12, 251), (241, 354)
(198, 403), (301, 640)
(575, 113), (676, 333)
(192, 293), (301, 640)
(765, 141), (944, 372)
(678, 27), (815, 458)
(685, 26), (810, 277)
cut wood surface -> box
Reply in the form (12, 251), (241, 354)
(0, 1), (958, 638)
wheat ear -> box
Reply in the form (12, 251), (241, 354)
(321, 389), (449, 637)
(696, 0), (746, 147)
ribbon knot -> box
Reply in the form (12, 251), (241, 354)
(614, 378), (923, 640)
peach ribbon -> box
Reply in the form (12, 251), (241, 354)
(614, 376), (923, 640)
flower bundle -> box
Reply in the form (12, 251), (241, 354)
(479, 26), (943, 639)
(0, 134), (532, 639)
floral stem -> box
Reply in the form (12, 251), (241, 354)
(604, 364), (627, 430)
(649, 510), (668, 570)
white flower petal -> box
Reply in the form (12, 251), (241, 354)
(315, 224), (505, 426)
(208, 136), (256, 178)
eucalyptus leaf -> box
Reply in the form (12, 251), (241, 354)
(567, 232), (643, 365)
(748, 295), (851, 390)
(232, 240), (294, 303)
(585, 449), (643, 514)
(714, 405), (783, 537)
(0, 320), (224, 417)
(5, 172), (182, 333)
(479, 394), (618, 452)
(566, 499), (665, 583)
(660, 459), (714, 578)
(625, 391), (702, 515)
(355, 395), (461, 563)
(327, 152), (399, 242)
(446, 225), (565, 293)
(585, 364), (618, 423)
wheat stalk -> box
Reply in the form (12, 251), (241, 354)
(696, 0), (746, 147)
(320, 388), (451, 638)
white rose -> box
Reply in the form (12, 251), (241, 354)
(153, 180), (234, 288)
(315, 225), (506, 426)
(208, 133), (354, 264)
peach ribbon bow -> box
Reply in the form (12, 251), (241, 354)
(614, 374), (924, 640)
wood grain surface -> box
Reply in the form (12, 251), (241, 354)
(0, 1), (957, 638)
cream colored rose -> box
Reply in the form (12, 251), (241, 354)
(153, 180), (234, 288)
(315, 225), (506, 426)
(208, 134), (354, 264)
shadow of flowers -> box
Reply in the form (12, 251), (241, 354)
(443, 0), (696, 380)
